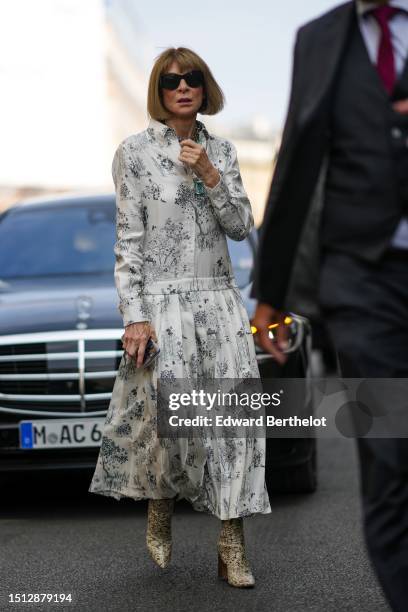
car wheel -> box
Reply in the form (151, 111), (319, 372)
(266, 440), (317, 494)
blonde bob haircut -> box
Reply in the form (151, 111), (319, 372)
(147, 47), (225, 120)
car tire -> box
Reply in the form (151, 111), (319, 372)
(265, 439), (317, 494)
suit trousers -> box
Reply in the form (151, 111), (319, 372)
(318, 248), (408, 612)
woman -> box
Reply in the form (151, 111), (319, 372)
(89, 46), (271, 588)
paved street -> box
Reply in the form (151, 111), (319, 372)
(1, 437), (390, 612)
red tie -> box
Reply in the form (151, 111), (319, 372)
(370, 5), (400, 94)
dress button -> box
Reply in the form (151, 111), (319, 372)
(391, 127), (402, 139)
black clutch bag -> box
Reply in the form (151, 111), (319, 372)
(141, 337), (160, 368)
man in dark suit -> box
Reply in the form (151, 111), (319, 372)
(250, 1), (408, 610)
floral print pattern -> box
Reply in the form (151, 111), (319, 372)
(88, 118), (271, 519)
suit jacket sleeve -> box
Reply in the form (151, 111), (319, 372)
(250, 26), (327, 310)
(112, 141), (149, 327)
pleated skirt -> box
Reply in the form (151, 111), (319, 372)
(89, 276), (271, 519)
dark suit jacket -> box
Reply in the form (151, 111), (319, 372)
(250, 2), (357, 318)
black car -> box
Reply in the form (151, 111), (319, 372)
(0, 193), (316, 493)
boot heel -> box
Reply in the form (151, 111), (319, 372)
(218, 553), (228, 580)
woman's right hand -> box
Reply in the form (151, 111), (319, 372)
(121, 321), (158, 368)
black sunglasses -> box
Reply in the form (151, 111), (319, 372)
(159, 70), (204, 90)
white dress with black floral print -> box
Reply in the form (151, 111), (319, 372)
(88, 118), (271, 519)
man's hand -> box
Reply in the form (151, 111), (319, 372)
(122, 321), (158, 368)
(393, 99), (408, 115)
(179, 139), (220, 187)
(251, 303), (289, 366)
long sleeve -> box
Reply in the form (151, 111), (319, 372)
(205, 140), (254, 241)
(112, 141), (149, 327)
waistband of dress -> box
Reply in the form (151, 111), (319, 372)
(141, 276), (239, 294)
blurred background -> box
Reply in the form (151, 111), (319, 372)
(0, 0), (335, 223)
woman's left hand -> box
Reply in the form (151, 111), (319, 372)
(179, 139), (220, 188)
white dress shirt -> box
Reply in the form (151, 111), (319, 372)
(356, 0), (408, 248)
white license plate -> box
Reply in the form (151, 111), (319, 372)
(19, 418), (106, 449)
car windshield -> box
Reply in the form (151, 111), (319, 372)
(0, 203), (116, 279)
(0, 200), (255, 285)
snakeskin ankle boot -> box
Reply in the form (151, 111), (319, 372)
(217, 518), (255, 587)
(146, 498), (174, 568)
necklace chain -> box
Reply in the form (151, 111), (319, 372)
(176, 123), (199, 143)
(168, 121), (206, 197)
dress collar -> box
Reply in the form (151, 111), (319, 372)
(147, 117), (210, 145)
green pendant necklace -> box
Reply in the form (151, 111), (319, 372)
(193, 176), (205, 196)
